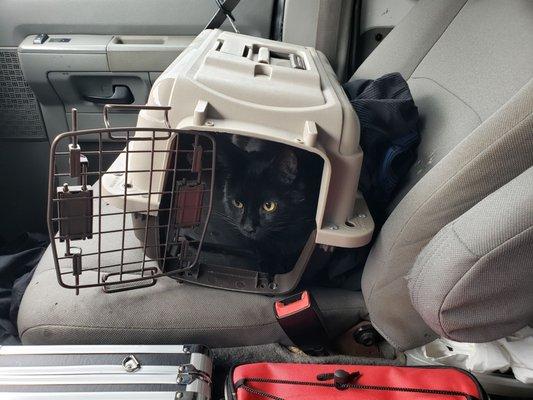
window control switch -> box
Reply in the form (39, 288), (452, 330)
(33, 33), (49, 44)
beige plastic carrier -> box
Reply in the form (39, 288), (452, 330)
(50, 29), (374, 295)
(103, 29), (373, 242)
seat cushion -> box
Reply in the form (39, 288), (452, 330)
(18, 199), (365, 346)
(18, 266), (364, 345)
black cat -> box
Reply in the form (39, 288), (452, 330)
(214, 136), (322, 274)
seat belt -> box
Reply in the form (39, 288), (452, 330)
(274, 290), (329, 354)
(204, 0), (242, 32)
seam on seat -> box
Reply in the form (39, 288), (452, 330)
(414, 234), (456, 309)
(409, 228), (451, 307)
(321, 306), (364, 312)
(21, 321), (283, 335)
(450, 223), (479, 258)
(19, 306), (363, 337)
(22, 307), (361, 335)
(405, 0), (469, 80)
(437, 224), (533, 338)
(409, 76), (483, 123)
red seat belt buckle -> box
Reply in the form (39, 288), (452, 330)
(274, 290), (329, 350)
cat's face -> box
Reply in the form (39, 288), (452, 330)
(218, 143), (312, 241)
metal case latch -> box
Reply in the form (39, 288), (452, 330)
(122, 355), (141, 372)
(176, 364), (212, 385)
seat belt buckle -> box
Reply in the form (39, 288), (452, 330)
(274, 290), (329, 351)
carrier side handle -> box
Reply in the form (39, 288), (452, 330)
(102, 104), (171, 129)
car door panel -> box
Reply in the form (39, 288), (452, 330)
(0, 0), (275, 240)
(0, 0), (274, 46)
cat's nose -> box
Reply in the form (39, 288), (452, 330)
(243, 225), (256, 234)
(242, 222), (257, 234)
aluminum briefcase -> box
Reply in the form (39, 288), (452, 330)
(0, 344), (212, 399)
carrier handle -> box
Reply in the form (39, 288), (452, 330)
(102, 104), (171, 129)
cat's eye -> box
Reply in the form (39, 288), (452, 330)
(262, 201), (277, 213)
(232, 199), (244, 209)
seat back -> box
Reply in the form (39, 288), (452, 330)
(408, 167), (533, 343)
(356, 0), (533, 349)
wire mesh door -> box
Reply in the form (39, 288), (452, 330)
(48, 105), (216, 293)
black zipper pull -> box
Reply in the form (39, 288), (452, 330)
(316, 370), (361, 389)
(234, 378), (247, 388)
(316, 372), (334, 381)
(334, 369), (360, 390)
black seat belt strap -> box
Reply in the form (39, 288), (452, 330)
(205, 0), (242, 32)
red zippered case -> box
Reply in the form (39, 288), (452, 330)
(226, 362), (488, 400)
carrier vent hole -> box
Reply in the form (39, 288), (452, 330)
(254, 64), (272, 78)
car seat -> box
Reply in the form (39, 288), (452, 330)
(18, 0), (533, 349)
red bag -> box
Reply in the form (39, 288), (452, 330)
(226, 362), (487, 400)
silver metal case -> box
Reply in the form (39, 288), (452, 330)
(0, 344), (212, 399)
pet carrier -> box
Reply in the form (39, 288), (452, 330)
(48, 29), (374, 295)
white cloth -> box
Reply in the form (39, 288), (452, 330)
(413, 327), (533, 383)
(420, 339), (510, 373)
(498, 327), (533, 384)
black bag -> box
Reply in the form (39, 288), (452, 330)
(344, 72), (420, 223)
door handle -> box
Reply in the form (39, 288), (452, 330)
(84, 85), (134, 104)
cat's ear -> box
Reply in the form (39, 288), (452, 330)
(216, 137), (245, 172)
(231, 136), (264, 152)
(276, 148), (298, 185)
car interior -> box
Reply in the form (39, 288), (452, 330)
(0, 0), (532, 399)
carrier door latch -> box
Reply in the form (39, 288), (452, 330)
(289, 53), (305, 69)
(57, 158), (93, 242)
(59, 109), (93, 243)
(175, 181), (205, 228)
(254, 46), (306, 70)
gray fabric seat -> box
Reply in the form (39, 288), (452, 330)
(408, 167), (533, 343)
(18, 0), (533, 347)
(356, 0), (533, 350)
(17, 199), (365, 345)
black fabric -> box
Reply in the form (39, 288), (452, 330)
(204, 0), (241, 30)
(313, 73), (420, 285)
(0, 232), (48, 344)
(344, 72), (420, 224)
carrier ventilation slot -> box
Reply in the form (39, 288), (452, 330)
(215, 40), (306, 69)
